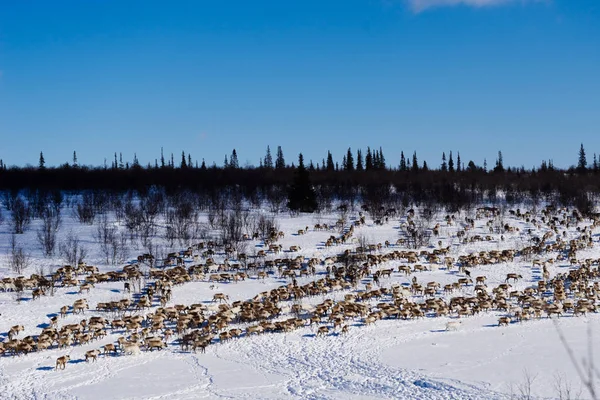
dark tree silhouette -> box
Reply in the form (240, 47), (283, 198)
(287, 153), (318, 213)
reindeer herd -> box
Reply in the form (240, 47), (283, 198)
(2, 204), (600, 372)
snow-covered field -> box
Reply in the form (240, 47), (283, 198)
(1, 199), (599, 399)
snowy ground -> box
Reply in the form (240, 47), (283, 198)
(1, 201), (599, 399)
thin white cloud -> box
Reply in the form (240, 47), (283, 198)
(407, 0), (540, 12)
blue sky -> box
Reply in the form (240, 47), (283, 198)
(0, 0), (598, 169)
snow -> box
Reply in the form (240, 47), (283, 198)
(0, 201), (598, 399)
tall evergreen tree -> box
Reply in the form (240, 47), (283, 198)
(456, 152), (461, 172)
(39, 152), (45, 170)
(448, 151), (454, 172)
(379, 147), (386, 170)
(264, 146), (273, 169)
(441, 152), (447, 171)
(578, 143), (587, 171)
(494, 151), (504, 172)
(422, 160), (428, 171)
(399, 151), (407, 171)
(346, 148), (354, 171)
(287, 153), (318, 213)
(411, 152), (419, 172)
(181, 151), (187, 168)
(201, 159), (207, 170)
(170, 153), (174, 168)
(356, 149), (363, 171)
(483, 158), (487, 172)
(230, 149), (239, 169)
(593, 153), (598, 172)
(223, 155), (229, 168)
(73, 151), (78, 167)
(326, 151), (335, 171)
(133, 153), (140, 168)
(188, 154), (192, 168)
(275, 146), (285, 169)
(113, 152), (118, 169)
(160, 147), (165, 168)
(119, 153), (124, 169)
(365, 147), (373, 170)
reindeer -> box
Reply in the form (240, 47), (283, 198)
(55, 355), (71, 370)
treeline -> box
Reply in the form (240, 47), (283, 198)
(0, 144), (598, 214)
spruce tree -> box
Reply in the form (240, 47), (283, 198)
(346, 148), (354, 171)
(356, 149), (363, 171)
(39, 152), (45, 170)
(160, 147), (165, 168)
(578, 143), (587, 172)
(264, 146), (273, 169)
(73, 151), (78, 167)
(412, 152), (419, 172)
(400, 151), (407, 171)
(326, 151), (335, 171)
(456, 152), (461, 172)
(181, 151), (187, 168)
(188, 154), (192, 168)
(448, 151), (454, 172)
(365, 147), (373, 170)
(441, 152), (447, 171)
(494, 151), (504, 172)
(379, 147), (386, 170)
(422, 160), (428, 171)
(275, 146), (285, 169)
(230, 149), (239, 169)
(287, 153), (318, 213)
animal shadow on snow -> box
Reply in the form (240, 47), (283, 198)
(65, 291), (78, 295)
(110, 289), (120, 293)
(36, 366), (54, 371)
(69, 359), (86, 365)
(430, 329), (449, 333)
(37, 322), (50, 329)
(302, 333), (316, 338)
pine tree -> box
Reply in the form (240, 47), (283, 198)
(365, 147), (373, 170)
(113, 153), (118, 169)
(119, 153), (124, 169)
(373, 150), (380, 170)
(326, 151), (335, 171)
(422, 160), (428, 171)
(201, 159), (207, 170)
(223, 155), (229, 168)
(448, 151), (454, 172)
(230, 149), (239, 169)
(287, 153), (318, 213)
(133, 153), (140, 168)
(494, 151), (504, 172)
(411, 152), (419, 172)
(188, 154), (192, 168)
(39, 152), (45, 170)
(160, 147), (165, 168)
(483, 158), (487, 172)
(342, 155), (347, 171)
(578, 143), (587, 172)
(346, 148), (354, 171)
(73, 151), (78, 167)
(275, 146), (285, 169)
(441, 152), (447, 172)
(399, 151), (407, 171)
(356, 149), (363, 171)
(264, 146), (273, 169)
(170, 153), (174, 168)
(181, 151), (187, 168)
(155, 159), (158, 169)
(379, 147), (386, 170)
(593, 153), (598, 172)
(456, 152), (461, 172)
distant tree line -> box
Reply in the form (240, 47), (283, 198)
(0, 144), (599, 215)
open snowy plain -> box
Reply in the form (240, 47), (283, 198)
(1, 200), (599, 400)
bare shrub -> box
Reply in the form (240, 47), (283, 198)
(59, 231), (88, 266)
(36, 206), (61, 256)
(75, 192), (96, 224)
(8, 234), (31, 274)
(11, 196), (31, 234)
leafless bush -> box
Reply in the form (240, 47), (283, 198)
(400, 216), (431, 249)
(11, 196), (31, 234)
(257, 213), (278, 240)
(266, 186), (287, 214)
(8, 234), (31, 274)
(553, 372), (583, 400)
(59, 231), (88, 266)
(75, 192), (96, 224)
(36, 206), (61, 256)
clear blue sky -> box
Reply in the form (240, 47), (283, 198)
(0, 0), (598, 169)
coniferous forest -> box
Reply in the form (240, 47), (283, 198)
(0, 144), (599, 215)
